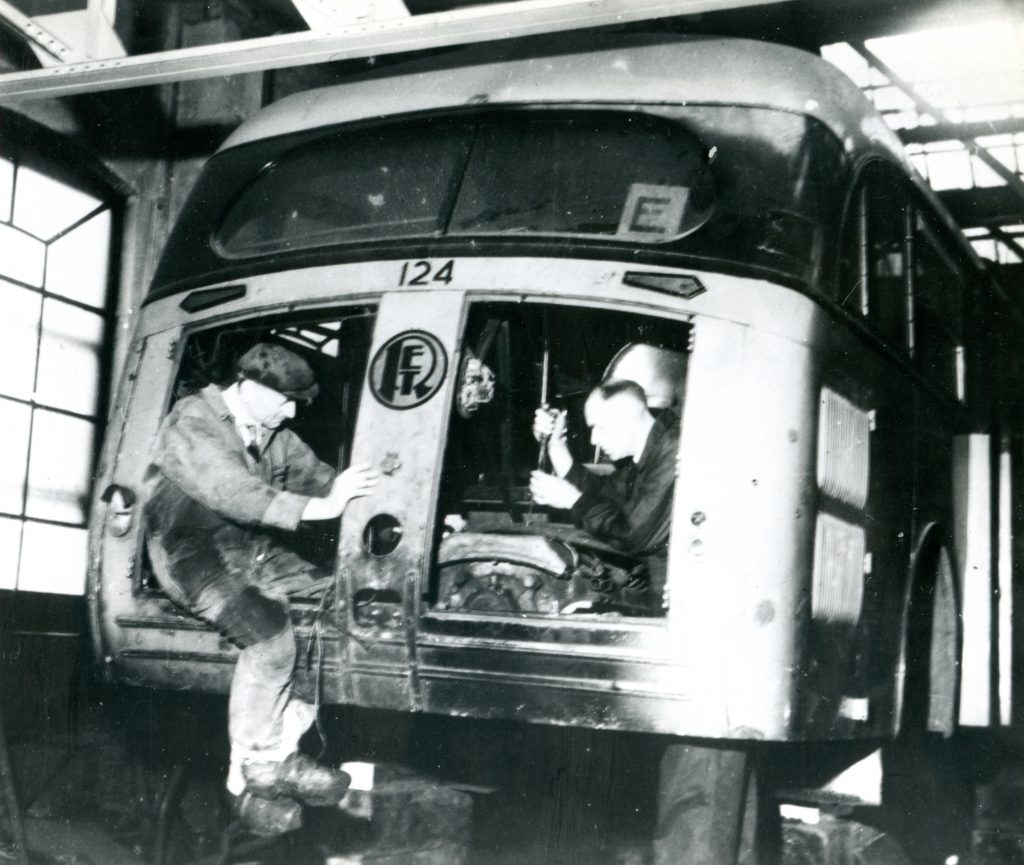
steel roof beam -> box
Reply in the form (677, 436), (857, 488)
(852, 41), (1024, 209)
(0, 0), (85, 64)
(0, 0), (784, 100)
(898, 116), (1024, 147)
(939, 187), (1024, 229)
(990, 226), (1024, 262)
(0, 0), (125, 67)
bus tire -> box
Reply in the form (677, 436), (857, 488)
(900, 531), (959, 738)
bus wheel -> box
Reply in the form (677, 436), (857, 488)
(902, 542), (958, 737)
(876, 541), (970, 865)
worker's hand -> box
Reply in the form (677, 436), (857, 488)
(532, 407), (566, 443)
(529, 470), (582, 510)
(302, 464), (378, 521)
(332, 464), (379, 506)
(533, 407), (572, 476)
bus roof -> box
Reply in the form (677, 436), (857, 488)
(222, 35), (910, 169)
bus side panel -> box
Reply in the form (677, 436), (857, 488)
(794, 318), (918, 740)
(672, 314), (818, 740)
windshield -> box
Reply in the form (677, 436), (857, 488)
(152, 105), (846, 295)
(216, 111), (715, 255)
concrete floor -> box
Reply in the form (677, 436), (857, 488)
(2, 679), (1005, 865)
(0, 602), (1012, 865)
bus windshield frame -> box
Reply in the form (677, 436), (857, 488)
(150, 104), (849, 299)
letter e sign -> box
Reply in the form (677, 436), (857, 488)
(617, 183), (690, 240)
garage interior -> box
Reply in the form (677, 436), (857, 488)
(1, 1), (1023, 863)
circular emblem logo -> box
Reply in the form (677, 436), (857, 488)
(369, 330), (448, 410)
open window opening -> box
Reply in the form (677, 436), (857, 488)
(430, 301), (691, 620)
(138, 306), (376, 592)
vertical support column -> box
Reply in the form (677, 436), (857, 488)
(952, 433), (993, 726)
(998, 432), (1013, 725)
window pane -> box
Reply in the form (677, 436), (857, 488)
(217, 123), (471, 255)
(0, 158), (13, 223)
(0, 223), (45, 287)
(0, 398), (30, 515)
(452, 115), (714, 239)
(868, 171), (909, 349)
(0, 279), (42, 400)
(18, 522), (87, 595)
(924, 149), (973, 191)
(46, 210), (111, 309)
(35, 300), (103, 415)
(26, 410), (95, 524)
(914, 213), (965, 395)
(12, 165), (102, 242)
(0, 517), (21, 590)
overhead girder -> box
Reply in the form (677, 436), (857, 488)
(852, 42), (1024, 205)
(899, 117), (1024, 147)
(0, 0), (124, 66)
(849, 40), (1024, 264)
(0, 0), (785, 100)
(939, 188), (1024, 231)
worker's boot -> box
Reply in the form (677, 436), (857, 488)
(230, 790), (303, 836)
(244, 753), (351, 807)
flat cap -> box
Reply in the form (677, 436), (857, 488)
(236, 343), (320, 403)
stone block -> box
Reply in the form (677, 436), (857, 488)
(338, 764), (473, 852)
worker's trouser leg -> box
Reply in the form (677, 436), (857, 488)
(211, 586), (318, 795)
(654, 742), (758, 865)
(145, 483), (326, 794)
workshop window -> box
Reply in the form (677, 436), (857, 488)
(0, 152), (114, 595)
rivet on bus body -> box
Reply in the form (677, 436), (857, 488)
(688, 538), (704, 557)
(788, 429), (798, 443)
(690, 511), (706, 526)
(755, 600), (775, 625)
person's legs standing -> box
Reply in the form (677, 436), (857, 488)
(653, 741), (752, 865)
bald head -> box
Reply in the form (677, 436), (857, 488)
(584, 379), (655, 462)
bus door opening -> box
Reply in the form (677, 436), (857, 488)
(430, 301), (691, 620)
(137, 307), (377, 596)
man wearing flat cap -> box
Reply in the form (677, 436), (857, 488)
(144, 343), (378, 836)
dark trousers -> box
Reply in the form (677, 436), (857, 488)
(654, 743), (767, 865)
(145, 478), (327, 791)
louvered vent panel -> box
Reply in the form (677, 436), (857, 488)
(817, 389), (870, 509)
(812, 513), (866, 625)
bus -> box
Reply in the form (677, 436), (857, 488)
(88, 33), (1019, 791)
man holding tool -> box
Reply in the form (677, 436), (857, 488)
(529, 378), (677, 601)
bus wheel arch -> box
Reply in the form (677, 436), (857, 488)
(897, 523), (960, 737)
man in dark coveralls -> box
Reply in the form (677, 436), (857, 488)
(530, 378), (764, 865)
(144, 343), (378, 835)
(529, 378), (676, 603)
